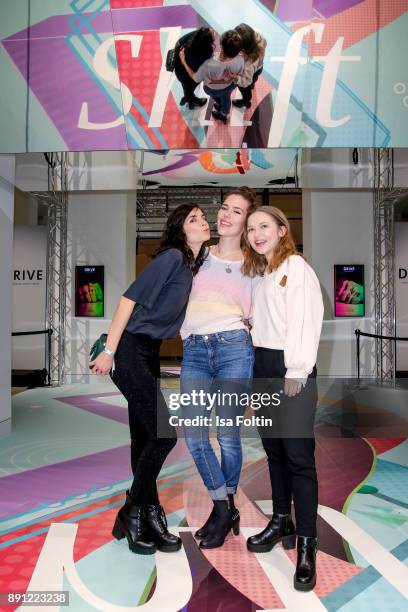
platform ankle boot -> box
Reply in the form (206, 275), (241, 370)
(294, 536), (317, 591)
(112, 490), (156, 555)
(145, 504), (182, 552)
(247, 513), (295, 553)
(200, 500), (236, 549)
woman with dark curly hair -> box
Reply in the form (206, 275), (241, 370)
(90, 204), (210, 555)
(174, 27), (215, 109)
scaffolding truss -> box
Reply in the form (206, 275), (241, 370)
(33, 153), (69, 386)
(373, 148), (405, 384)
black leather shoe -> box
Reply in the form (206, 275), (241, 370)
(247, 513), (295, 553)
(145, 504), (182, 552)
(195, 494), (239, 539)
(112, 491), (156, 555)
(200, 500), (239, 549)
(294, 536), (317, 591)
(180, 96), (187, 106)
(211, 110), (228, 124)
(232, 99), (251, 109)
(188, 97), (207, 109)
(228, 493), (240, 536)
(195, 505), (216, 539)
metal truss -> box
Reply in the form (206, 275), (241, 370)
(33, 153), (69, 386)
(372, 148), (405, 384)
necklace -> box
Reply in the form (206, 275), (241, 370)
(212, 245), (242, 274)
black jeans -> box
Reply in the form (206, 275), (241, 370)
(111, 331), (177, 505)
(238, 67), (263, 104)
(254, 348), (318, 537)
(174, 54), (199, 103)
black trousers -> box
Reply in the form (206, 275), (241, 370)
(254, 348), (318, 537)
(174, 54), (199, 103)
(111, 331), (177, 505)
(238, 67), (263, 104)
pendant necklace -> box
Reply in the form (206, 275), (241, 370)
(213, 245), (242, 274)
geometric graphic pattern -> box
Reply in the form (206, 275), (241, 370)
(1, 379), (407, 610)
(1, 0), (407, 152)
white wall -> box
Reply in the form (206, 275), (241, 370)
(0, 155), (15, 436)
(303, 189), (375, 377)
(12, 226), (47, 369)
(66, 191), (137, 382)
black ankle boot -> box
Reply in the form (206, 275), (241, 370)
(195, 494), (239, 539)
(200, 500), (238, 549)
(228, 493), (240, 534)
(188, 96), (207, 109)
(294, 536), (317, 591)
(112, 491), (156, 555)
(247, 513), (295, 553)
(194, 505), (216, 539)
(232, 98), (251, 109)
(211, 110), (228, 124)
(145, 504), (182, 552)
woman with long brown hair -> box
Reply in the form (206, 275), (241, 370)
(180, 187), (258, 549)
(232, 23), (267, 109)
(244, 206), (323, 591)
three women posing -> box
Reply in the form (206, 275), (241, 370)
(90, 196), (324, 593)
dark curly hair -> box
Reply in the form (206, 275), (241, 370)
(187, 27), (214, 63)
(155, 204), (208, 275)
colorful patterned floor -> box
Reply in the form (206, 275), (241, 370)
(0, 378), (407, 611)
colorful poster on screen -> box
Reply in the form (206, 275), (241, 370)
(1, 1), (408, 152)
(75, 265), (105, 317)
(334, 264), (365, 317)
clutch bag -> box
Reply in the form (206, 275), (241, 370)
(89, 333), (108, 361)
(166, 48), (176, 72)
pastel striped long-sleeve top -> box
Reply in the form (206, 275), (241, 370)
(180, 251), (255, 339)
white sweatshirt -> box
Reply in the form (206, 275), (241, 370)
(251, 254), (324, 380)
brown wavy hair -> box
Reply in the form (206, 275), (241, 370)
(219, 187), (259, 267)
(235, 23), (261, 63)
(242, 206), (301, 277)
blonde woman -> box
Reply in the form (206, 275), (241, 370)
(244, 206), (323, 591)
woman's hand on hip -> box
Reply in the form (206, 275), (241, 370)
(89, 353), (113, 376)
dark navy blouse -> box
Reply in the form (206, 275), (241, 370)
(123, 248), (193, 339)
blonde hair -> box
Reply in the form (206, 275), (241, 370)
(242, 206), (301, 276)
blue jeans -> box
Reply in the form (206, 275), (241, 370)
(180, 329), (254, 500)
(204, 82), (236, 115)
